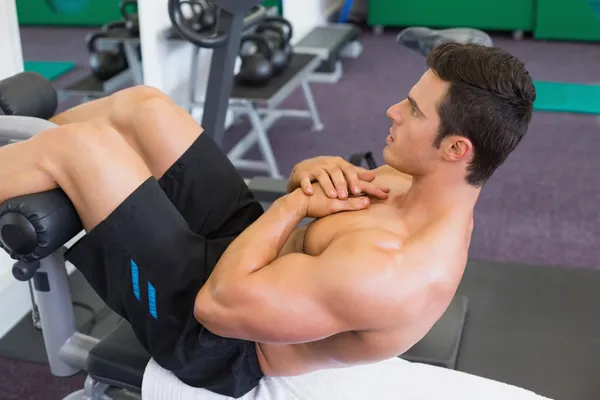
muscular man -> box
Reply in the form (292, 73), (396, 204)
(0, 43), (535, 398)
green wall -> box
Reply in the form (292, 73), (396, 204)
(17, 0), (281, 26)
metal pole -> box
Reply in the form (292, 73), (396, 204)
(200, 10), (245, 147)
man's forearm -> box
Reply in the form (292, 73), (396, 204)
(207, 190), (306, 283)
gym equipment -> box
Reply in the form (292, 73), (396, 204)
(61, 24), (142, 101)
(214, 53), (324, 178)
(533, 81), (600, 115)
(337, 0), (355, 23)
(0, 72), (57, 119)
(255, 17), (293, 75)
(293, 24), (362, 84)
(397, 27), (493, 57)
(119, 0), (139, 36)
(349, 151), (378, 170)
(167, 0), (269, 147)
(194, 0), (218, 29)
(102, 19), (129, 35)
(237, 34), (275, 86)
(178, 0), (217, 32)
(181, 17), (323, 177)
(86, 31), (128, 81)
(258, 16), (293, 43)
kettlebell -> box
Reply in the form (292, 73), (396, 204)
(256, 17), (293, 74)
(237, 35), (274, 87)
(120, 0), (140, 36)
(258, 16), (294, 44)
(255, 25), (291, 75)
(86, 32), (128, 81)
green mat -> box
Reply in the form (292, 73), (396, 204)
(533, 81), (600, 114)
(23, 61), (75, 81)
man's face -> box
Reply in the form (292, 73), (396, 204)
(383, 69), (449, 176)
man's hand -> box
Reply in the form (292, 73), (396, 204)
(287, 156), (389, 200)
(293, 183), (371, 219)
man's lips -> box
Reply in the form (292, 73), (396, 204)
(387, 128), (394, 144)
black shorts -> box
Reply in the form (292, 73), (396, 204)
(64, 133), (265, 398)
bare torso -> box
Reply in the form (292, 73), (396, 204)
(256, 167), (473, 376)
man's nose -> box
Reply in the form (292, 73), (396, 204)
(386, 103), (402, 123)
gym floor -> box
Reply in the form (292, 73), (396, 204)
(1, 25), (599, 399)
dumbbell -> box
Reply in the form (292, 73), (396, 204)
(255, 17), (293, 75)
(237, 34), (274, 87)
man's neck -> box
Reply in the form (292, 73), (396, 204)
(394, 169), (481, 224)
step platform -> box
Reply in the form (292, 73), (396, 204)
(58, 69), (134, 101)
(293, 23), (362, 83)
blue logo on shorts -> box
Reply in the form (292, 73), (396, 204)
(148, 282), (158, 319)
(130, 260), (141, 300)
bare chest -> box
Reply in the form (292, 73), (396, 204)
(302, 175), (411, 256)
(302, 203), (405, 256)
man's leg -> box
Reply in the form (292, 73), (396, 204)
(0, 138), (57, 204)
(51, 96), (265, 397)
(52, 85), (263, 238)
(0, 121), (152, 231)
(0, 86), (190, 207)
(10, 88), (265, 396)
(50, 85), (203, 180)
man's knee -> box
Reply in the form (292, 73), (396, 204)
(110, 85), (175, 128)
(114, 85), (167, 103)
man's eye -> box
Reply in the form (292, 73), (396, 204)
(412, 107), (418, 116)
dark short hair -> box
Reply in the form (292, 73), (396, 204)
(426, 43), (536, 186)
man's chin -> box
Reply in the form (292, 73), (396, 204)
(382, 145), (393, 161)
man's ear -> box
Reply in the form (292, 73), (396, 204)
(441, 136), (473, 161)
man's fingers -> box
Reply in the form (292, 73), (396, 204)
(356, 168), (376, 182)
(341, 166), (362, 196)
(316, 170), (338, 198)
(300, 175), (313, 195)
(327, 168), (350, 199)
(344, 196), (371, 210)
(359, 181), (390, 199)
(330, 196), (370, 214)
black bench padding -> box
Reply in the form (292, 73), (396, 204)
(401, 294), (468, 369)
(0, 72), (57, 119)
(87, 320), (150, 393)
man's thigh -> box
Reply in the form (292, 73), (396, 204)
(158, 132), (264, 239)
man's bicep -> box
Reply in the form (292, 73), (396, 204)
(222, 252), (348, 343)
(237, 239), (397, 342)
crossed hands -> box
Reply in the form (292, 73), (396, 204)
(286, 156), (390, 219)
